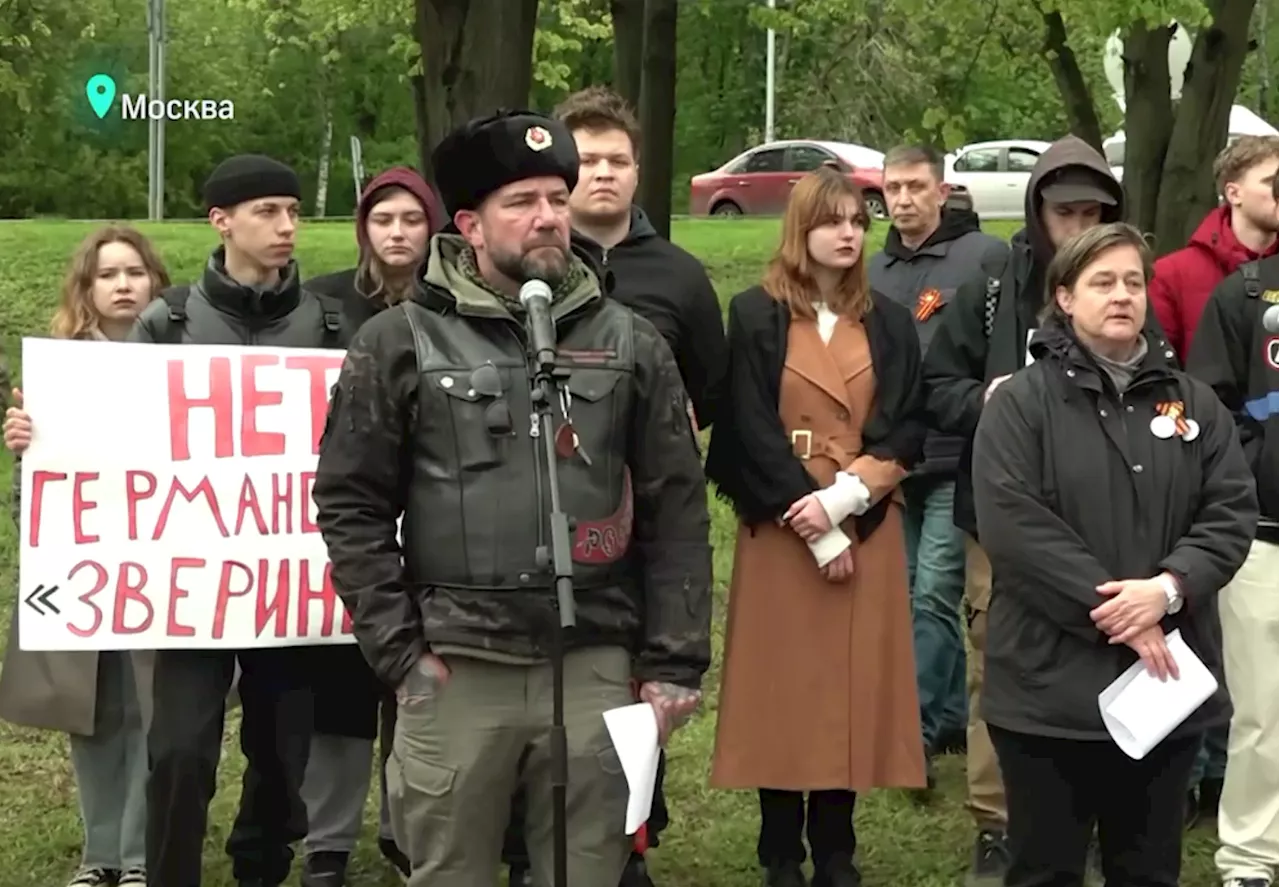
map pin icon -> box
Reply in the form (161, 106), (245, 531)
(86, 74), (116, 119)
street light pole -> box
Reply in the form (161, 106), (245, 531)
(765, 0), (776, 143)
(147, 0), (167, 220)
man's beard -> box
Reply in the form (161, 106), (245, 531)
(492, 243), (570, 289)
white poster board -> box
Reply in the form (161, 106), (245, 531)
(17, 338), (358, 651)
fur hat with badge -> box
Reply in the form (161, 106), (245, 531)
(430, 110), (580, 217)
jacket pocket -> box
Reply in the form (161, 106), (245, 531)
(429, 365), (515, 472)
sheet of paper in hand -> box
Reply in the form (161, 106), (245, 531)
(1098, 629), (1218, 759)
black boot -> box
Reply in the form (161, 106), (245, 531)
(965, 830), (1009, 887)
(300, 851), (349, 887)
(762, 862), (806, 887)
(812, 856), (861, 887)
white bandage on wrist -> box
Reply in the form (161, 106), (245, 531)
(813, 471), (872, 527)
(807, 526), (852, 568)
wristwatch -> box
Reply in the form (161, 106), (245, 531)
(1157, 573), (1184, 615)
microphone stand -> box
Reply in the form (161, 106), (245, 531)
(527, 344), (575, 887)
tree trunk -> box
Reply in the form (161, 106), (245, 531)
(416, 0), (539, 185)
(637, 0), (678, 239)
(1040, 10), (1105, 152)
(411, 72), (431, 176)
(611, 0), (645, 111)
(1153, 0), (1258, 253)
(1120, 24), (1174, 237)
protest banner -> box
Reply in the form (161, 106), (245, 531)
(17, 338), (356, 651)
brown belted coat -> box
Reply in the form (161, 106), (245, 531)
(710, 309), (926, 791)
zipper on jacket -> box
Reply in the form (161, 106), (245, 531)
(503, 322), (549, 563)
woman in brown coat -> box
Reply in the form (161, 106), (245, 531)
(706, 169), (928, 887)
(1, 226), (169, 887)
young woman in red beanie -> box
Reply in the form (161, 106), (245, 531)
(300, 167), (442, 887)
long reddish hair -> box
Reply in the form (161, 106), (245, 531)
(762, 168), (872, 320)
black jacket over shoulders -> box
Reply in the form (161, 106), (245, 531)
(973, 318), (1257, 741)
(704, 285), (926, 536)
(1187, 255), (1279, 542)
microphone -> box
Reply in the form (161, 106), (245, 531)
(518, 279), (559, 374)
(1264, 304), (1280, 334)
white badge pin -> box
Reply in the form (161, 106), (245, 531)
(525, 125), (552, 152)
(1182, 419), (1200, 442)
(1150, 414), (1176, 439)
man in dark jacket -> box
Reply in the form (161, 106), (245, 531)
(1187, 254), (1280, 887)
(922, 134), (1174, 886)
(868, 144), (1010, 884)
(1149, 139), (1277, 829)
(311, 110), (713, 885)
(131, 155), (352, 887)
(498, 86), (727, 887)
(559, 85), (726, 429)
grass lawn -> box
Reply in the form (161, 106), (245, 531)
(0, 217), (1219, 886)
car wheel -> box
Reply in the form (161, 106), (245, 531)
(711, 200), (743, 217)
(864, 191), (888, 221)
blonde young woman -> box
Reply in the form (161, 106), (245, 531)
(1, 226), (170, 887)
(706, 169), (928, 887)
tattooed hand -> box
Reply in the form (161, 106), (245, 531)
(639, 681), (702, 745)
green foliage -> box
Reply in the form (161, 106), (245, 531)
(0, 0), (1262, 219)
(534, 0), (613, 91)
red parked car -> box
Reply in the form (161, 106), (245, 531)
(689, 139), (973, 220)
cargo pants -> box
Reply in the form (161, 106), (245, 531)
(386, 645), (634, 886)
(962, 536), (1008, 833)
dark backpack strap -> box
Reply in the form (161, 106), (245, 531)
(155, 287), (192, 344)
(314, 293), (346, 348)
(1242, 260), (1262, 299)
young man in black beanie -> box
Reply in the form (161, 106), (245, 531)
(130, 154), (352, 887)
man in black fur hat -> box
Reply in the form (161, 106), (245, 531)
(311, 110), (713, 884)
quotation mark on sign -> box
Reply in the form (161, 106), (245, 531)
(23, 584), (60, 616)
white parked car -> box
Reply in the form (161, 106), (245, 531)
(944, 139), (1052, 219)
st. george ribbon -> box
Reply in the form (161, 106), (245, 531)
(519, 279), (559, 377)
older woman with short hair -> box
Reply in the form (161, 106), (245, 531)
(971, 222), (1258, 887)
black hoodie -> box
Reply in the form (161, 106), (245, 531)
(922, 134), (1176, 539)
(869, 207), (1010, 475)
(571, 206), (727, 428)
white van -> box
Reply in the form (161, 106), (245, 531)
(1103, 104), (1279, 180)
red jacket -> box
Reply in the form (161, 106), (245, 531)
(1150, 204), (1279, 362)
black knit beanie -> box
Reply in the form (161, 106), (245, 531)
(203, 154), (301, 211)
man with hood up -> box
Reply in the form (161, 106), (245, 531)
(922, 134), (1177, 887)
(867, 145), (1009, 811)
(298, 167), (443, 887)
